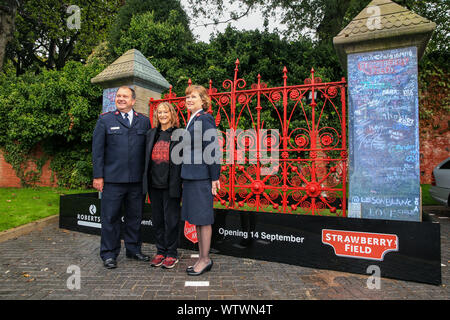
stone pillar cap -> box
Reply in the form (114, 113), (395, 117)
(91, 49), (171, 91)
(333, 0), (436, 67)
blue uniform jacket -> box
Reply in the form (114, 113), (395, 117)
(180, 110), (221, 181)
(92, 109), (150, 183)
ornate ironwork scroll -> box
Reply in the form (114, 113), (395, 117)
(149, 59), (347, 217)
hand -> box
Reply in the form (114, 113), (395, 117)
(211, 180), (220, 196)
(93, 178), (104, 192)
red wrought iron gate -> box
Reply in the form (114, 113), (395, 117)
(149, 59), (348, 217)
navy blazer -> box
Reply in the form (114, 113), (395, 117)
(180, 110), (221, 181)
(92, 109), (150, 183)
(142, 127), (182, 198)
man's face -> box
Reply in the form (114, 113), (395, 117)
(115, 88), (135, 113)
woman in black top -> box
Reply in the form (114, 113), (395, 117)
(142, 102), (182, 269)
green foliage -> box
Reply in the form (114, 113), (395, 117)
(116, 10), (192, 59)
(183, 27), (343, 132)
(186, 0), (448, 52)
(6, 0), (120, 75)
(418, 54), (450, 124)
(0, 0), (446, 191)
(0, 60), (104, 187)
(116, 13), (346, 150)
(108, 0), (192, 58)
(116, 10), (205, 93)
(394, 0), (449, 54)
(119, 18), (343, 93)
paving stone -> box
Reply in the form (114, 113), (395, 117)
(0, 207), (449, 301)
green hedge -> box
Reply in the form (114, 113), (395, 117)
(0, 60), (104, 188)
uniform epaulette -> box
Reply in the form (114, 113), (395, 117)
(100, 111), (111, 116)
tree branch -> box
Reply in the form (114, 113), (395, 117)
(192, 5), (252, 28)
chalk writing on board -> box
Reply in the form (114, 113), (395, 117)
(102, 87), (119, 113)
(348, 47), (420, 222)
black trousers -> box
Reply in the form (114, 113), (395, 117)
(149, 187), (181, 258)
(100, 182), (144, 261)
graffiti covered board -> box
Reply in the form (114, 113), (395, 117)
(348, 47), (420, 222)
(102, 87), (119, 114)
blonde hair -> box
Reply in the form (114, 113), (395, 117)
(152, 102), (179, 128)
(185, 85), (211, 112)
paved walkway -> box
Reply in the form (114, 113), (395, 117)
(0, 206), (448, 301)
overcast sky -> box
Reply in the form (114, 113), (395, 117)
(180, 0), (287, 43)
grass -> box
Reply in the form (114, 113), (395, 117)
(421, 184), (440, 206)
(214, 201), (341, 216)
(0, 184), (441, 232)
(0, 187), (93, 232)
(214, 184), (440, 216)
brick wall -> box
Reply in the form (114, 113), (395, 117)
(0, 149), (57, 188)
(0, 151), (21, 187)
(420, 114), (450, 184)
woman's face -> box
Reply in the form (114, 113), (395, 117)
(185, 90), (203, 113)
(157, 105), (172, 127)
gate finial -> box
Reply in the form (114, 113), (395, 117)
(234, 59), (240, 82)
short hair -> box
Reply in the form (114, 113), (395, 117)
(185, 85), (211, 112)
(152, 102), (180, 128)
(117, 86), (136, 100)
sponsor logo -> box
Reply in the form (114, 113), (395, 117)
(77, 204), (101, 229)
(184, 221), (198, 244)
(322, 229), (398, 261)
(89, 205), (96, 215)
(77, 204), (152, 229)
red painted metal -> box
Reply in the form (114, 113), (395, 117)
(149, 60), (348, 217)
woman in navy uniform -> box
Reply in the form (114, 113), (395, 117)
(142, 102), (182, 269)
(92, 86), (150, 269)
(182, 85), (221, 276)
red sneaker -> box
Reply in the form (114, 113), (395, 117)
(162, 257), (179, 269)
(150, 254), (165, 267)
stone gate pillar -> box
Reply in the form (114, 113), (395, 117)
(333, 0), (436, 221)
(91, 49), (170, 116)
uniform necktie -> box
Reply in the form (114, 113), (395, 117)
(124, 113), (131, 125)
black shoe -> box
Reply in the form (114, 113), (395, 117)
(103, 258), (117, 269)
(186, 265), (194, 272)
(126, 252), (150, 261)
(186, 259), (213, 276)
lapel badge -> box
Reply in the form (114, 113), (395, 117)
(115, 111), (119, 115)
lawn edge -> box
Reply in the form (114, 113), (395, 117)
(0, 215), (59, 243)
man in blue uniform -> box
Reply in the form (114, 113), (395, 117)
(92, 86), (150, 269)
